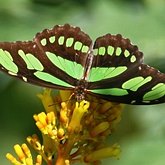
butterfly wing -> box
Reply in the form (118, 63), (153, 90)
(87, 34), (165, 104)
(0, 24), (92, 89)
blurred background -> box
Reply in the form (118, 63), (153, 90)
(0, 0), (165, 165)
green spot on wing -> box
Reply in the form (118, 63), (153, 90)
(130, 55), (136, 63)
(116, 47), (122, 56)
(122, 76), (152, 91)
(122, 77), (142, 90)
(49, 36), (55, 43)
(34, 71), (72, 87)
(89, 66), (127, 82)
(89, 67), (114, 81)
(46, 51), (65, 71)
(18, 50), (43, 71)
(46, 52), (83, 79)
(98, 47), (106, 55)
(5, 50), (13, 60)
(91, 88), (128, 96)
(131, 76), (152, 91)
(74, 41), (82, 50)
(143, 83), (165, 101)
(0, 49), (18, 73)
(58, 36), (65, 45)
(107, 46), (114, 55)
(93, 48), (98, 55)
(71, 61), (83, 80)
(124, 49), (130, 57)
(26, 53), (44, 71)
(109, 66), (127, 78)
(41, 38), (47, 46)
(152, 83), (165, 90)
(18, 50), (34, 69)
(81, 45), (89, 53)
(66, 38), (74, 47)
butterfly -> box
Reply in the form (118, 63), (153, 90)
(0, 24), (165, 104)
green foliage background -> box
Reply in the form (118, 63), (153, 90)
(0, 0), (165, 165)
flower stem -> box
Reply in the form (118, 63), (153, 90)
(55, 147), (67, 165)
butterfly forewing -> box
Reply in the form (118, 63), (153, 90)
(35, 24), (92, 67)
(0, 24), (92, 89)
(88, 34), (143, 82)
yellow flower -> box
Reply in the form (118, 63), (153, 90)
(6, 144), (42, 165)
(6, 89), (123, 165)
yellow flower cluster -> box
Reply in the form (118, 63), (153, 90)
(6, 144), (42, 165)
(6, 89), (123, 165)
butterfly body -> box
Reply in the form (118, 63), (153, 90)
(0, 24), (165, 104)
